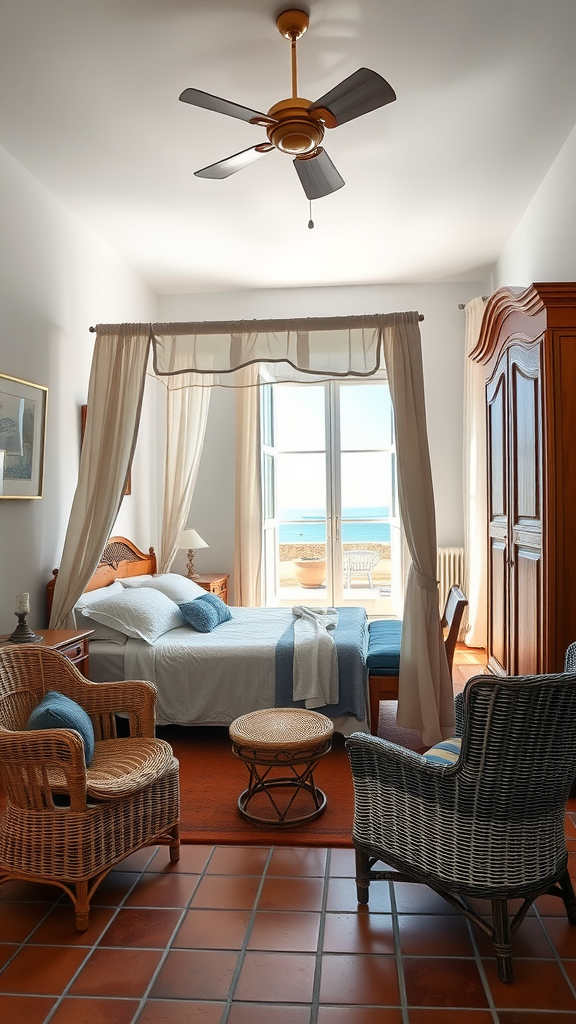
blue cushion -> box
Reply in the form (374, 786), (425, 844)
(26, 690), (95, 766)
(179, 592), (232, 633)
(422, 737), (462, 765)
(366, 618), (402, 673)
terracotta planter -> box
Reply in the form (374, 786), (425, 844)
(294, 559), (326, 588)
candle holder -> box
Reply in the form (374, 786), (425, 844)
(8, 612), (43, 644)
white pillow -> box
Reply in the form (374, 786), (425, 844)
(74, 581), (128, 642)
(81, 587), (183, 644)
(120, 572), (206, 604)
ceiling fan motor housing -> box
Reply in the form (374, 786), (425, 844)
(266, 97), (324, 154)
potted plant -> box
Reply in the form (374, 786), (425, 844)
(294, 557), (327, 588)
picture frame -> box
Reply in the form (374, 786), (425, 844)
(81, 405), (132, 496)
(0, 372), (48, 499)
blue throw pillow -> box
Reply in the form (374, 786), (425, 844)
(179, 592), (232, 633)
(27, 690), (95, 766)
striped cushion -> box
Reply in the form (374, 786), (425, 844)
(422, 736), (461, 765)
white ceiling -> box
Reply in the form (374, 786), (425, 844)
(1, 0), (575, 294)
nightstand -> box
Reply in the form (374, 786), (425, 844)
(194, 573), (229, 605)
(0, 627), (94, 677)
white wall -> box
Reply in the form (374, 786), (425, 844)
(494, 123), (576, 288)
(159, 282), (488, 600)
(0, 144), (157, 634)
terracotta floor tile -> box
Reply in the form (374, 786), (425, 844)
(0, 994), (56, 1024)
(0, 943), (18, 969)
(472, 916), (553, 959)
(137, 999), (226, 1023)
(227, 1004), (312, 1023)
(565, 815), (576, 839)
(174, 908), (252, 949)
(483, 958), (576, 1010)
(49, 996), (140, 1023)
(206, 845), (271, 875)
(145, 844), (213, 874)
(92, 871), (140, 906)
(398, 914), (474, 957)
(393, 883), (458, 915)
(317, 1009), (403, 1024)
(118, 847), (159, 872)
(190, 875), (261, 910)
(234, 950), (316, 1002)
(541, 914), (576, 956)
(248, 911), (321, 951)
(150, 948), (238, 1000)
(99, 907), (182, 948)
(329, 848), (357, 877)
(403, 957), (488, 1008)
(326, 877), (391, 913)
(124, 872), (199, 908)
(323, 912), (395, 954)
(0, 944), (89, 995)
(31, 905), (115, 946)
(69, 947), (163, 997)
(407, 1012), (494, 1023)
(319, 953), (399, 1005)
(267, 846), (328, 876)
(497, 1013), (576, 1024)
(534, 892), (574, 917)
(258, 877), (325, 912)
(0, 903), (51, 942)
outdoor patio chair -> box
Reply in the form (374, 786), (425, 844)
(0, 645), (180, 929)
(343, 549), (381, 588)
(346, 666), (576, 982)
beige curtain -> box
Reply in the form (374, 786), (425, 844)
(50, 327), (150, 628)
(234, 365), (262, 606)
(463, 296), (488, 649)
(158, 374), (211, 573)
(384, 320), (455, 744)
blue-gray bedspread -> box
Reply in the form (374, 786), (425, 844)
(274, 607), (368, 721)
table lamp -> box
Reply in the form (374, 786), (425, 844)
(179, 529), (209, 580)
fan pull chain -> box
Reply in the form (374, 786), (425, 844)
(308, 200), (314, 230)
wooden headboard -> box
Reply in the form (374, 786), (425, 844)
(47, 536), (157, 620)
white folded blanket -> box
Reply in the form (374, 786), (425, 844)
(292, 605), (339, 709)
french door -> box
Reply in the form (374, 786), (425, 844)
(261, 380), (398, 613)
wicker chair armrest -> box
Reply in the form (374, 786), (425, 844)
(454, 691), (464, 737)
(0, 727), (88, 810)
(61, 677), (157, 737)
(346, 732), (459, 813)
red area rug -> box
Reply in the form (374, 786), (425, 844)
(158, 704), (423, 848)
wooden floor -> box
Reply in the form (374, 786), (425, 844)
(452, 642), (487, 693)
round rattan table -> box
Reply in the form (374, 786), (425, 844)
(229, 707), (334, 826)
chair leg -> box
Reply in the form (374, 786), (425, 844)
(74, 881), (90, 931)
(355, 846), (371, 904)
(491, 898), (513, 983)
(558, 867), (576, 924)
(169, 823), (181, 863)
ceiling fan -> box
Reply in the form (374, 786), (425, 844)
(179, 8), (396, 201)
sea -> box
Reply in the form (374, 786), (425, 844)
(279, 507), (391, 543)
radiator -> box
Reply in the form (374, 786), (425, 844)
(437, 546), (464, 612)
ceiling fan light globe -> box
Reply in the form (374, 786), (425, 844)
(270, 124), (321, 154)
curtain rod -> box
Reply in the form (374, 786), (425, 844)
(458, 296), (489, 309)
(88, 312), (424, 333)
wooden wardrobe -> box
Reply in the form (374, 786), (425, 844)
(470, 283), (576, 676)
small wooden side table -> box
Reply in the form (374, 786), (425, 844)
(194, 573), (229, 605)
(0, 628), (94, 677)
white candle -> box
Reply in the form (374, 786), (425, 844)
(15, 593), (30, 615)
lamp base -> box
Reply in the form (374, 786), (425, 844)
(186, 548), (200, 580)
(8, 612), (43, 644)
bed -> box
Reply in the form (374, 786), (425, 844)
(47, 537), (369, 736)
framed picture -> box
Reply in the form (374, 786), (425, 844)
(81, 405), (132, 495)
(0, 373), (48, 499)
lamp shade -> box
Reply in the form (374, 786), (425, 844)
(179, 528), (209, 551)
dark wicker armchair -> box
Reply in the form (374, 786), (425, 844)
(0, 645), (180, 929)
(346, 669), (576, 982)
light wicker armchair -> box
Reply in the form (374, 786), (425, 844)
(346, 669), (576, 983)
(343, 549), (381, 588)
(0, 645), (180, 929)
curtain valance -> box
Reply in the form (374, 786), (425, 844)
(92, 312), (422, 386)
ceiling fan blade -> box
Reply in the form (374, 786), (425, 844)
(293, 148), (345, 200)
(195, 144), (274, 180)
(309, 68), (396, 126)
(179, 87), (276, 125)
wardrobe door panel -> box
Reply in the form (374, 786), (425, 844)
(487, 357), (508, 674)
